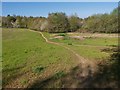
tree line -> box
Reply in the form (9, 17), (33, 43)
(1, 8), (118, 33)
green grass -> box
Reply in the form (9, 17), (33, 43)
(68, 45), (109, 60)
(51, 37), (118, 46)
(46, 32), (118, 47)
(43, 32), (118, 60)
(3, 28), (78, 87)
(2, 28), (118, 87)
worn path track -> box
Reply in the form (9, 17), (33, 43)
(30, 30), (97, 79)
(31, 30), (98, 88)
(5, 30), (97, 88)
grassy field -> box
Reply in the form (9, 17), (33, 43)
(43, 32), (118, 60)
(2, 28), (79, 87)
(47, 33), (118, 46)
(2, 28), (118, 88)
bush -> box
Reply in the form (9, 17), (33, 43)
(68, 42), (72, 45)
(54, 71), (65, 79)
(58, 33), (66, 36)
(32, 66), (45, 73)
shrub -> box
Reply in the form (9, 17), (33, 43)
(68, 42), (72, 45)
(58, 33), (66, 36)
(32, 66), (45, 73)
(54, 71), (65, 79)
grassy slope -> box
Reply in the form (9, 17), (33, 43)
(3, 28), (118, 87)
(3, 28), (79, 87)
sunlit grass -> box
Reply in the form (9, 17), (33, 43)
(3, 28), (78, 87)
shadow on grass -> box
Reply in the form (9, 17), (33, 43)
(92, 47), (120, 88)
(28, 64), (94, 88)
(28, 47), (120, 88)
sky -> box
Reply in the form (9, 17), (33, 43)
(1, 0), (120, 2)
(2, 2), (118, 18)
